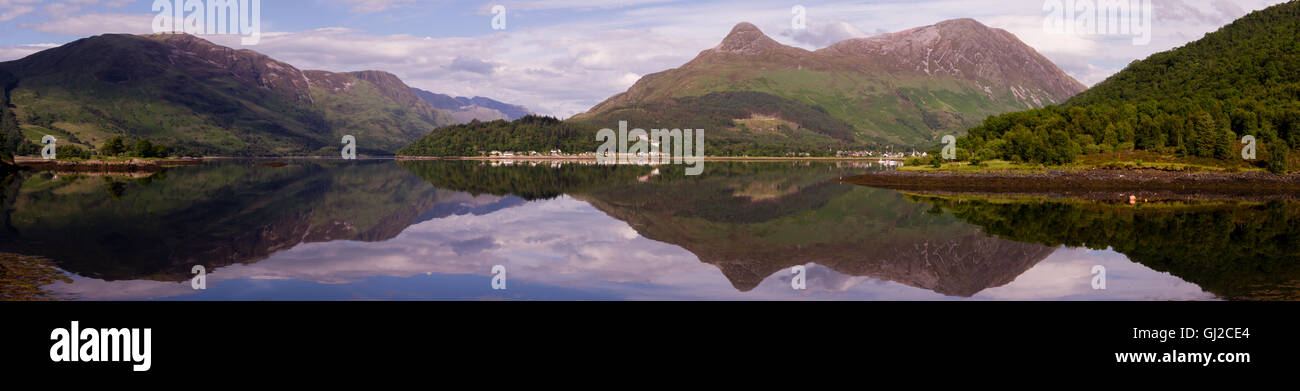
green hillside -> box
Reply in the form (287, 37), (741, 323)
(575, 20), (1086, 150)
(0, 34), (454, 157)
(955, 1), (1300, 172)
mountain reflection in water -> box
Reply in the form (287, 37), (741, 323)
(1, 159), (1270, 300)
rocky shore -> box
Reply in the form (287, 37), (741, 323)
(840, 168), (1300, 201)
(14, 157), (203, 173)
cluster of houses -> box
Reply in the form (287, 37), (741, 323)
(835, 150), (928, 158)
(486, 150), (595, 157)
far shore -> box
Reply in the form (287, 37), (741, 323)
(392, 155), (909, 162)
(13, 156), (203, 173)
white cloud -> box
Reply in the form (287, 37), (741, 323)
(781, 18), (869, 49)
(977, 247), (1215, 301)
(0, 0), (39, 22)
(0, 42), (55, 61)
(341, 0), (414, 13)
(21, 11), (154, 35)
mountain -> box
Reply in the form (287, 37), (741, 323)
(412, 88), (532, 123)
(0, 160), (470, 281)
(0, 33), (456, 156)
(575, 19), (1085, 148)
(571, 172), (1055, 295)
(401, 161), (1056, 296)
(958, 1), (1300, 169)
(1067, 1), (1300, 107)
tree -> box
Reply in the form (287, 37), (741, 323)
(1191, 112), (1219, 158)
(101, 136), (127, 156)
(134, 139), (152, 157)
(1267, 141), (1289, 174)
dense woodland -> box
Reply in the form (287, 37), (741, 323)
(399, 91), (874, 158)
(954, 2), (1300, 173)
(397, 115), (603, 157)
(1, 70), (19, 163)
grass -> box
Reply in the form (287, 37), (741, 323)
(900, 192), (1266, 211)
(900, 159), (1057, 173)
(902, 151), (1273, 174)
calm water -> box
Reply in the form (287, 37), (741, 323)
(1, 159), (1295, 301)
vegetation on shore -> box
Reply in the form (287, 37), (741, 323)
(943, 2), (1300, 174)
(902, 151), (1276, 174)
(398, 115), (602, 157)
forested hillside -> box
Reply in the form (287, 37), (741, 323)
(955, 1), (1300, 172)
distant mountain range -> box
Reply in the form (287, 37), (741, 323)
(576, 19), (1085, 148)
(0, 18), (1107, 157)
(0, 34), (529, 156)
(412, 88), (532, 122)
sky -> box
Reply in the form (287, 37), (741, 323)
(0, 0), (1290, 118)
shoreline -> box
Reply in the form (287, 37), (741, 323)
(840, 168), (1300, 200)
(14, 157), (203, 173)
(393, 156), (908, 162)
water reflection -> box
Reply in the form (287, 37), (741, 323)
(0, 159), (1265, 300)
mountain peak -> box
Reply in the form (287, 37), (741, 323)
(935, 18), (985, 28)
(714, 22), (782, 55)
(729, 21), (761, 34)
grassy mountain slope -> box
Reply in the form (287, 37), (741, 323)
(0, 34), (455, 156)
(576, 20), (1085, 148)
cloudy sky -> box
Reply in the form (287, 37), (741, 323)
(0, 0), (1289, 117)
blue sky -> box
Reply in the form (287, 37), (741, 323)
(0, 0), (1288, 117)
